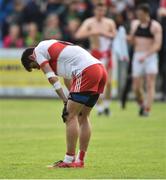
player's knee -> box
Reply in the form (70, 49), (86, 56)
(80, 113), (89, 119)
(133, 82), (139, 92)
(78, 115), (89, 125)
(147, 83), (154, 91)
(66, 112), (78, 123)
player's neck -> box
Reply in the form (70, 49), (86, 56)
(140, 16), (151, 25)
(95, 16), (103, 22)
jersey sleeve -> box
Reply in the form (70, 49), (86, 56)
(34, 45), (49, 67)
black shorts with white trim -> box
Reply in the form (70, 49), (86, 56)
(68, 92), (99, 107)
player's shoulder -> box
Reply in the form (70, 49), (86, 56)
(151, 20), (162, 30)
(83, 17), (94, 24)
(104, 17), (115, 23)
(37, 40), (56, 47)
(36, 40), (47, 49)
(36, 40), (57, 50)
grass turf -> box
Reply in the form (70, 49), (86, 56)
(0, 99), (165, 179)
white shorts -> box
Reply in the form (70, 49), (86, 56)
(132, 52), (158, 77)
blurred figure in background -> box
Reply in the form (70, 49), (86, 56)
(129, 4), (162, 116)
(7, 0), (24, 25)
(45, 0), (66, 24)
(43, 13), (63, 40)
(119, 9), (135, 109)
(1, 0), (25, 40)
(65, 0), (92, 21)
(65, 18), (81, 44)
(75, 2), (116, 116)
(65, 0), (81, 23)
(46, 0), (66, 16)
(3, 24), (23, 48)
(24, 22), (41, 47)
(23, 0), (43, 29)
(158, 0), (166, 101)
(111, 0), (135, 14)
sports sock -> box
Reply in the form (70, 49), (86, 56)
(96, 104), (104, 113)
(76, 150), (86, 162)
(103, 99), (111, 109)
(145, 107), (150, 112)
(137, 99), (144, 108)
(63, 153), (75, 163)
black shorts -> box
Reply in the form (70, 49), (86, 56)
(68, 92), (99, 107)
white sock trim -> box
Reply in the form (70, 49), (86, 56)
(63, 154), (75, 163)
(96, 104), (104, 113)
(103, 100), (111, 109)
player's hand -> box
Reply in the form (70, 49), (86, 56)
(100, 31), (108, 37)
(62, 102), (68, 123)
(139, 56), (146, 63)
(90, 29), (100, 36)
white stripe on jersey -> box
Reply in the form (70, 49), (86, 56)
(77, 73), (82, 92)
(74, 73), (82, 92)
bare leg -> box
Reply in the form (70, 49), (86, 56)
(104, 69), (112, 100)
(133, 76), (144, 106)
(96, 69), (112, 115)
(78, 106), (92, 152)
(47, 100), (84, 167)
(73, 106), (92, 163)
(103, 69), (112, 116)
(66, 100), (83, 154)
(145, 74), (156, 111)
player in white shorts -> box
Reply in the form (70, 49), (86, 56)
(132, 53), (158, 77)
(21, 39), (107, 168)
(129, 4), (162, 116)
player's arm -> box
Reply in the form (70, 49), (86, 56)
(101, 20), (117, 39)
(144, 22), (162, 58)
(127, 20), (139, 44)
(63, 78), (71, 91)
(75, 19), (95, 39)
(41, 63), (68, 103)
(34, 44), (67, 103)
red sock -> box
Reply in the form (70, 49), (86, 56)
(145, 107), (150, 112)
(137, 99), (144, 108)
(76, 150), (86, 162)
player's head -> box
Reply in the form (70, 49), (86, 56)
(136, 4), (151, 22)
(21, 48), (40, 72)
(94, 2), (107, 18)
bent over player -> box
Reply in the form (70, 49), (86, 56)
(21, 39), (107, 168)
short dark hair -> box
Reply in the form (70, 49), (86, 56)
(21, 48), (34, 72)
(95, 2), (106, 8)
(137, 3), (151, 15)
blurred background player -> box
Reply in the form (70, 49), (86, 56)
(24, 22), (41, 47)
(43, 13), (63, 40)
(75, 2), (116, 116)
(21, 39), (107, 168)
(129, 4), (162, 116)
(3, 23), (23, 48)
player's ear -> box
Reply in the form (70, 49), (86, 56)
(29, 54), (35, 61)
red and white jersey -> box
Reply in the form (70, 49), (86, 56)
(34, 40), (101, 79)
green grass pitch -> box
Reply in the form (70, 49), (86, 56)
(0, 99), (165, 179)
